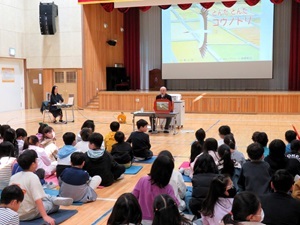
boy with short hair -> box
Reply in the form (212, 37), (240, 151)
(218, 125), (231, 146)
(261, 169), (300, 225)
(83, 132), (125, 187)
(111, 131), (133, 168)
(104, 121), (120, 153)
(59, 152), (101, 203)
(9, 150), (73, 225)
(56, 132), (77, 178)
(75, 128), (92, 153)
(0, 184), (24, 225)
(16, 128), (27, 153)
(285, 130), (297, 154)
(238, 143), (271, 195)
(126, 119), (153, 161)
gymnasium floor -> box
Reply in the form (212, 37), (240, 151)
(1, 108), (299, 224)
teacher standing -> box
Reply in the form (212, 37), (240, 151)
(49, 85), (65, 123)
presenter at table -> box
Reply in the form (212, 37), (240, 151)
(150, 86), (173, 133)
(49, 85), (65, 123)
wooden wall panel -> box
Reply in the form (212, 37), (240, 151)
(97, 91), (300, 114)
(82, 5), (124, 106)
(42, 69), (53, 101)
(77, 69), (83, 108)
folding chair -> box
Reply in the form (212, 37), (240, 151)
(41, 101), (53, 122)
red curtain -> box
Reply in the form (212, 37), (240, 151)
(139, 6), (151, 12)
(178, 4), (192, 10)
(118, 8), (130, 13)
(222, 1), (237, 7)
(201, 2), (215, 9)
(289, 1), (300, 90)
(124, 8), (140, 90)
(159, 5), (171, 9)
(101, 3), (114, 12)
(270, 0), (284, 4)
(245, 0), (260, 6)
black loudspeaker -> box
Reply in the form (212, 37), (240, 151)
(39, 2), (58, 35)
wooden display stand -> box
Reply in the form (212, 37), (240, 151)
(149, 69), (165, 91)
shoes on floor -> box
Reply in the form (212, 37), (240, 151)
(134, 157), (146, 161)
(59, 120), (67, 124)
(163, 130), (170, 133)
(117, 174), (125, 180)
(53, 197), (73, 206)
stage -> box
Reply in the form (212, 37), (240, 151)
(95, 91), (300, 114)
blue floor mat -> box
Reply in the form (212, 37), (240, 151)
(124, 165), (143, 174)
(20, 209), (78, 225)
(182, 174), (192, 182)
(134, 156), (156, 164)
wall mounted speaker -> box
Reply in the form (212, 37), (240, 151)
(107, 40), (117, 46)
(39, 2), (58, 35)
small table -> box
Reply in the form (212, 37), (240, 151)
(53, 103), (75, 123)
(131, 111), (178, 135)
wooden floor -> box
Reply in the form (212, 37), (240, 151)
(2, 108), (300, 224)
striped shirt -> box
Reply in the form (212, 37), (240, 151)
(0, 157), (16, 190)
(0, 207), (19, 225)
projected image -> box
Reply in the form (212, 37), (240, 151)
(162, 1), (273, 63)
(156, 102), (170, 111)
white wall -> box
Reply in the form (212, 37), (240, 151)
(25, 0), (82, 68)
(0, 0), (25, 58)
(0, 58), (25, 112)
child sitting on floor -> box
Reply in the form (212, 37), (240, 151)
(111, 131), (133, 168)
(104, 121), (120, 153)
(127, 119), (153, 161)
(56, 132), (77, 178)
(83, 132), (125, 187)
(75, 128), (92, 153)
(59, 152), (101, 203)
(0, 184), (24, 225)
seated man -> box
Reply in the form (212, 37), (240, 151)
(149, 86), (173, 134)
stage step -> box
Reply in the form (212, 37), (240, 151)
(85, 95), (99, 110)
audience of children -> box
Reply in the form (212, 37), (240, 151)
(152, 194), (192, 225)
(189, 153), (219, 218)
(104, 121), (120, 153)
(190, 128), (205, 163)
(127, 119), (153, 161)
(3, 118), (300, 225)
(56, 132), (77, 178)
(59, 152), (101, 203)
(16, 128), (27, 153)
(107, 193), (142, 225)
(201, 174), (235, 225)
(285, 130), (297, 154)
(0, 184), (24, 225)
(238, 143), (271, 195)
(260, 169), (300, 225)
(41, 126), (58, 162)
(221, 192), (264, 225)
(75, 127), (92, 153)
(25, 135), (56, 177)
(0, 144), (16, 190)
(9, 150), (73, 224)
(223, 134), (245, 166)
(111, 131), (133, 168)
(158, 150), (187, 211)
(132, 155), (179, 223)
(264, 139), (300, 177)
(83, 132), (125, 187)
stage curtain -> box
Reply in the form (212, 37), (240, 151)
(178, 4), (192, 10)
(118, 8), (130, 13)
(159, 5), (171, 9)
(270, 0), (284, 4)
(222, 1), (237, 7)
(101, 3), (114, 12)
(139, 6), (151, 12)
(289, 1), (300, 90)
(245, 0), (260, 6)
(124, 8), (140, 90)
(201, 2), (215, 9)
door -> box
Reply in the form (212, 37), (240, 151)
(27, 69), (43, 109)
